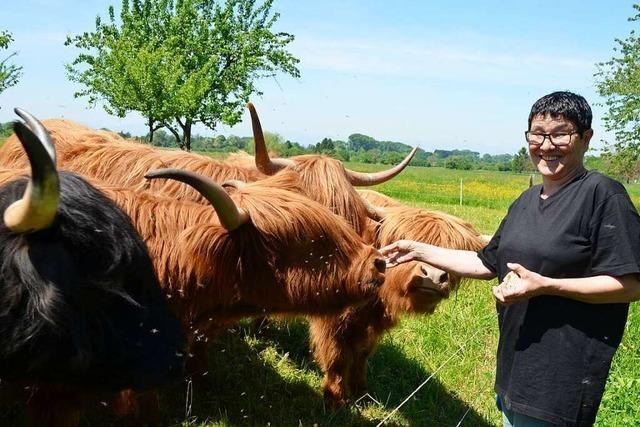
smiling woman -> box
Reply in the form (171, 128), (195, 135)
(381, 91), (640, 427)
(525, 93), (594, 198)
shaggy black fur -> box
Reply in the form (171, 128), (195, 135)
(0, 172), (185, 391)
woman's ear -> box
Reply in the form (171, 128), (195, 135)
(582, 128), (594, 150)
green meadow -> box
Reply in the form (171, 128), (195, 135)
(154, 164), (639, 427)
(1, 163), (637, 426)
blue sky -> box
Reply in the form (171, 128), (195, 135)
(0, 0), (636, 154)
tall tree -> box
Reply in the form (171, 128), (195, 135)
(0, 30), (23, 100)
(66, 0), (300, 150)
(511, 146), (532, 173)
(595, 4), (640, 164)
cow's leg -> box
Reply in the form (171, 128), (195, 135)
(349, 351), (369, 397)
(310, 302), (388, 407)
(309, 315), (354, 407)
(349, 333), (380, 397)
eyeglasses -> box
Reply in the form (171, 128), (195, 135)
(524, 131), (580, 146)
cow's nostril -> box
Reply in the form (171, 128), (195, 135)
(374, 258), (386, 273)
(439, 271), (448, 284)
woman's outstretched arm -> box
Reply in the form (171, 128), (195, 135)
(380, 239), (496, 280)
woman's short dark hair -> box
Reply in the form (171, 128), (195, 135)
(528, 91), (592, 133)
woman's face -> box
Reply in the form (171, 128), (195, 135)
(528, 114), (592, 182)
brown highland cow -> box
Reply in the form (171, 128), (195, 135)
(101, 170), (388, 379)
(310, 191), (486, 406)
(244, 109), (486, 406)
(0, 108), (425, 409)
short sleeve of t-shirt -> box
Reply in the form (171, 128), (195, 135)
(477, 224), (501, 274)
(477, 198), (520, 274)
(589, 191), (640, 277)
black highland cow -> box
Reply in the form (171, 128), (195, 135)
(0, 109), (185, 426)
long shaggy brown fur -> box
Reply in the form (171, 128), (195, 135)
(0, 119), (266, 204)
(309, 191), (486, 406)
(105, 172), (388, 393)
(282, 155), (372, 236)
(78, 172), (384, 331)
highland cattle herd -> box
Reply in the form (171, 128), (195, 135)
(0, 104), (486, 426)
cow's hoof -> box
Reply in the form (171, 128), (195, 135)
(323, 388), (348, 408)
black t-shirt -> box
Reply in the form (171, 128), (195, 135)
(478, 170), (640, 426)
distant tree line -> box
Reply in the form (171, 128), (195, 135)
(114, 128), (546, 172)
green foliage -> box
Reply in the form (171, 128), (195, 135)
(595, 4), (640, 177)
(65, 0), (300, 150)
(0, 30), (22, 100)
(314, 137), (335, 154)
(511, 146), (535, 173)
(584, 155), (606, 171)
(600, 146), (640, 182)
(0, 121), (13, 140)
(445, 155), (473, 170)
(147, 129), (179, 148)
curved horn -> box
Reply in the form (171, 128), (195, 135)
(221, 179), (247, 190)
(345, 146), (418, 186)
(4, 109), (60, 233)
(359, 194), (386, 222)
(247, 102), (295, 175)
(14, 108), (57, 164)
(144, 169), (249, 231)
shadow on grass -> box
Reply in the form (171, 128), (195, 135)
(366, 342), (496, 426)
(217, 319), (497, 427)
(0, 319), (496, 426)
(159, 321), (374, 426)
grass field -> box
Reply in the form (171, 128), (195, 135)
(1, 162), (638, 426)
(153, 164), (640, 427)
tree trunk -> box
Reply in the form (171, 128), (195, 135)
(180, 119), (192, 151)
(148, 122), (155, 145)
(163, 122), (181, 147)
(147, 119), (164, 145)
